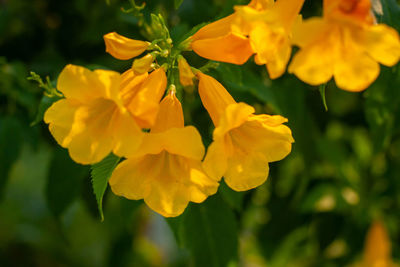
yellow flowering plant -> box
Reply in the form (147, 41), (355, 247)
(8, 0), (400, 265)
(34, 0), (297, 218)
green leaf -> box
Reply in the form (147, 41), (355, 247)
(46, 148), (89, 217)
(90, 153), (120, 221)
(31, 95), (60, 126)
(174, 0), (184, 9)
(0, 117), (23, 200)
(181, 194), (239, 267)
(219, 181), (245, 211)
(380, 0), (400, 31)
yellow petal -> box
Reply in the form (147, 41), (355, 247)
(272, 0), (304, 31)
(178, 56), (195, 87)
(333, 51), (380, 92)
(110, 152), (217, 217)
(363, 221), (392, 265)
(291, 17), (328, 47)
(191, 14), (236, 41)
(187, 159), (219, 203)
(64, 99), (117, 164)
(248, 0), (274, 10)
(135, 126), (205, 160)
(191, 32), (253, 65)
(224, 151), (270, 191)
(109, 156), (157, 201)
(250, 24), (291, 79)
(361, 24), (400, 67)
(151, 91), (184, 133)
(132, 53), (154, 74)
(44, 99), (80, 148)
(242, 115), (294, 162)
(120, 69), (149, 105)
(288, 34), (336, 86)
(202, 140), (228, 181)
(104, 32), (150, 60)
(112, 109), (144, 158)
(214, 103), (255, 139)
(197, 72), (236, 126)
(57, 64), (120, 102)
(126, 68), (167, 129)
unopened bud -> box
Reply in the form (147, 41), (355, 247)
(178, 56), (195, 87)
(132, 53), (155, 74)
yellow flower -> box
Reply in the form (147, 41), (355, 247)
(288, 0), (400, 92)
(178, 56), (195, 87)
(104, 32), (150, 60)
(190, 0), (304, 79)
(190, 14), (254, 65)
(109, 91), (219, 217)
(233, 0), (304, 78)
(44, 65), (167, 164)
(197, 72), (294, 191)
(360, 220), (397, 267)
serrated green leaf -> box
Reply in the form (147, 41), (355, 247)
(174, 0), (184, 9)
(90, 153), (120, 221)
(46, 148), (89, 217)
(182, 194), (239, 267)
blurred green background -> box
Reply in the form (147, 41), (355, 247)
(1, 0), (400, 266)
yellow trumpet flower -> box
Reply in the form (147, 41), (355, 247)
(109, 91), (219, 217)
(288, 0), (400, 91)
(44, 65), (167, 164)
(197, 72), (294, 191)
(190, 0), (304, 79)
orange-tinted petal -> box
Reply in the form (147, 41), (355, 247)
(191, 33), (253, 65)
(197, 72), (236, 126)
(126, 68), (167, 129)
(191, 14), (236, 41)
(104, 32), (150, 60)
(151, 91), (184, 133)
(363, 221), (392, 265)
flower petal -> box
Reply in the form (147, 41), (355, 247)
(136, 126), (205, 160)
(191, 33), (253, 65)
(192, 14), (236, 40)
(151, 91), (184, 133)
(333, 51), (380, 92)
(225, 151), (270, 191)
(202, 139), (228, 182)
(361, 24), (400, 67)
(104, 32), (150, 60)
(197, 73), (236, 126)
(127, 68), (167, 129)
(57, 64), (120, 102)
(187, 159), (219, 203)
(112, 109), (144, 158)
(214, 103), (255, 138)
(44, 99), (80, 148)
(288, 36), (336, 86)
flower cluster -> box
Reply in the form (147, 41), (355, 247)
(44, 27), (294, 216)
(190, 0), (400, 91)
